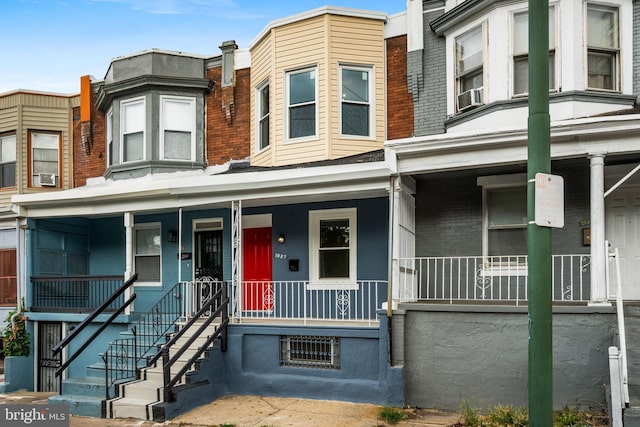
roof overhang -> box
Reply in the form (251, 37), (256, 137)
(12, 161), (393, 218)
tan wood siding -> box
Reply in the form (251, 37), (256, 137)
(249, 12), (385, 167)
(0, 107), (18, 132)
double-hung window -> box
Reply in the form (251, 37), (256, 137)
(134, 223), (161, 284)
(106, 109), (113, 167)
(340, 66), (372, 137)
(287, 67), (316, 140)
(161, 96), (195, 161)
(257, 81), (270, 150)
(485, 187), (527, 259)
(0, 135), (16, 188)
(309, 208), (357, 287)
(586, 3), (619, 91)
(30, 131), (60, 187)
(455, 25), (484, 111)
(513, 7), (556, 95)
(121, 97), (145, 162)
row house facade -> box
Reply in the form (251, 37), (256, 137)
(3, 6), (412, 421)
(0, 91), (78, 327)
(385, 0), (640, 421)
(2, 0), (638, 421)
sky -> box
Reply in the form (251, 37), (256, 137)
(1, 0), (406, 95)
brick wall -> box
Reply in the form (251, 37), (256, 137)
(206, 66), (251, 166)
(73, 96), (106, 188)
(386, 35), (414, 140)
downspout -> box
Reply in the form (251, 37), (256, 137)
(178, 208), (182, 283)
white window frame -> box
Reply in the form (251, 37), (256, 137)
(30, 131), (60, 188)
(339, 65), (374, 139)
(120, 97), (146, 163)
(160, 95), (196, 161)
(308, 208), (357, 289)
(256, 80), (270, 152)
(133, 222), (162, 286)
(106, 108), (113, 167)
(512, 5), (558, 96)
(285, 66), (318, 142)
(0, 134), (16, 188)
(455, 23), (486, 112)
(478, 174), (528, 275)
(585, 2), (620, 92)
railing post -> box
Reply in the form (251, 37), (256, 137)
(609, 346), (624, 427)
(162, 347), (171, 402)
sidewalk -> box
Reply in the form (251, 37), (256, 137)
(0, 391), (462, 427)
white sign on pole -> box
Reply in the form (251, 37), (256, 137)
(534, 173), (564, 228)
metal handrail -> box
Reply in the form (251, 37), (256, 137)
(156, 284), (228, 402)
(52, 274), (137, 356)
(613, 247), (630, 405)
(102, 281), (185, 399)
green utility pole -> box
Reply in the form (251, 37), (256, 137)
(528, 0), (552, 425)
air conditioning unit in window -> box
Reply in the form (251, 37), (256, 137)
(457, 88), (484, 112)
(39, 173), (57, 187)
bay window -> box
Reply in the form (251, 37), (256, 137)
(121, 97), (145, 162)
(30, 131), (60, 187)
(340, 66), (372, 137)
(161, 96), (195, 161)
(587, 3), (619, 91)
(257, 81), (270, 150)
(513, 7), (556, 95)
(455, 25), (484, 111)
(0, 134), (16, 188)
(287, 67), (317, 140)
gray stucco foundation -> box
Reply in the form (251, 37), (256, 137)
(393, 304), (616, 411)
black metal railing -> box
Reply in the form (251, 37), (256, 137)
(102, 281), (185, 399)
(52, 274), (137, 392)
(31, 275), (125, 312)
(151, 282), (228, 403)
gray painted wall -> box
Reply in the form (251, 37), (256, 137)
(394, 304), (616, 411)
(415, 162), (590, 257)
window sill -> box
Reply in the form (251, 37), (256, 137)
(307, 282), (359, 291)
(479, 264), (527, 277)
(134, 281), (162, 287)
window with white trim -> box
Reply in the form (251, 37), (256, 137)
(30, 131), (60, 187)
(106, 109), (113, 167)
(257, 81), (270, 150)
(0, 134), (16, 188)
(287, 67), (317, 140)
(513, 6), (556, 96)
(134, 223), (161, 284)
(586, 3), (619, 91)
(309, 208), (357, 286)
(340, 66), (372, 137)
(161, 96), (195, 161)
(485, 187), (527, 258)
(455, 25), (484, 111)
(121, 97), (145, 162)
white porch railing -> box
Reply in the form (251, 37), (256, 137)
(222, 280), (387, 326)
(394, 255), (591, 304)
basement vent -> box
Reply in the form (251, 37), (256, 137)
(279, 335), (340, 369)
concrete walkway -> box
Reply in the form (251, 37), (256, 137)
(0, 391), (462, 427)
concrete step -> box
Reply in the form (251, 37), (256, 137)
(109, 396), (155, 420)
(61, 376), (105, 398)
(49, 393), (104, 418)
(119, 379), (162, 402)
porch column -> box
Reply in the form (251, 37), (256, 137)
(589, 154), (608, 305)
(124, 212), (134, 314)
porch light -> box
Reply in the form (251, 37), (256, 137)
(277, 234), (285, 244)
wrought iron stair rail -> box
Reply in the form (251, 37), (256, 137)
(102, 281), (186, 399)
(150, 283), (228, 403)
(52, 274), (138, 390)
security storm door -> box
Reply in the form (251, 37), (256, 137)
(606, 188), (640, 300)
(243, 227), (273, 311)
(38, 322), (62, 392)
(194, 230), (223, 280)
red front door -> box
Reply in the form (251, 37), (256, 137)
(243, 227), (273, 311)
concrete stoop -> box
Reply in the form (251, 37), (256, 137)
(49, 376), (106, 418)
